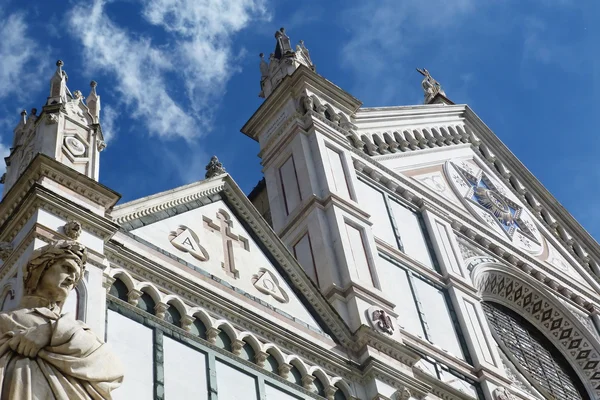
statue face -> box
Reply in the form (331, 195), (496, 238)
(35, 258), (81, 303)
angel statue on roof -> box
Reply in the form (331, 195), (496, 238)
(0, 239), (123, 399)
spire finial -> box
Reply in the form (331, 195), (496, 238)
(31, 108), (37, 116)
(87, 80), (100, 124)
(19, 109), (27, 126)
(56, 60), (64, 68)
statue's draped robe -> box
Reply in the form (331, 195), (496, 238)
(0, 300), (123, 399)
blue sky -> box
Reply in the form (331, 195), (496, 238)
(0, 0), (598, 238)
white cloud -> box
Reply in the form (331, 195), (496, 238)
(0, 12), (48, 102)
(0, 142), (9, 176)
(339, 0), (478, 104)
(69, 0), (268, 141)
(101, 105), (119, 143)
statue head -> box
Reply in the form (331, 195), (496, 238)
(23, 240), (87, 303)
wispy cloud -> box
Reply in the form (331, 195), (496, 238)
(101, 105), (119, 143)
(0, 11), (48, 102)
(339, 0), (477, 105)
(69, 0), (268, 142)
(0, 142), (9, 176)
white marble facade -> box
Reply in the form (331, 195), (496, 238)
(0, 30), (599, 400)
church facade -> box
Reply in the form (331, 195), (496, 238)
(0, 28), (599, 400)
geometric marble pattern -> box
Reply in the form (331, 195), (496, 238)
(484, 302), (587, 400)
(477, 270), (600, 398)
(445, 161), (543, 255)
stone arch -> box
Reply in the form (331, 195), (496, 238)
(136, 282), (162, 303)
(263, 343), (286, 366)
(286, 355), (309, 377)
(214, 320), (237, 340)
(163, 295), (187, 314)
(238, 332), (263, 354)
(109, 269), (136, 292)
(308, 366), (331, 387)
(331, 378), (352, 399)
(188, 307), (214, 329)
(73, 279), (88, 321)
(472, 262), (599, 399)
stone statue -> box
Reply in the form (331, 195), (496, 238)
(0, 240), (123, 399)
(205, 155), (226, 179)
(417, 68), (445, 103)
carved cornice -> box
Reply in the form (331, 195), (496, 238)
(111, 179), (224, 226)
(0, 155), (119, 228)
(0, 184), (119, 244)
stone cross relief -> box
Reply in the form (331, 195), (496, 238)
(202, 209), (249, 279)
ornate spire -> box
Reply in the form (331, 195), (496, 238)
(205, 156), (226, 179)
(417, 68), (447, 104)
(258, 28), (315, 99)
(47, 60), (68, 105)
(87, 80), (101, 124)
(274, 27), (293, 59)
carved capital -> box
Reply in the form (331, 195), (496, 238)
(180, 315), (195, 332)
(154, 302), (169, 320)
(325, 385), (338, 400)
(206, 327), (221, 344)
(278, 363), (292, 379)
(102, 275), (116, 292)
(126, 289), (143, 306)
(254, 351), (269, 368)
(301, 374), (315, 390)
(231, 339), (245, 356)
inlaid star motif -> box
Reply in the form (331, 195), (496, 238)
(452, 163), (539, 244)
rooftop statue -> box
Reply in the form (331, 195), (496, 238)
(0, 240), (123, 399)
(417, 68), (446, 103)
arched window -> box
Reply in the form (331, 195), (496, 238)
(189, 318), (207, 339)
(137, 291), (156, 315)
(164, 304), (182, 327)
(312, 376), (326, 396)
(215, 331), (232, 352)
(334, 386), (347, 400)
(109, 278), (129, 301)
(239, 341), (255, 363)
(264, 353), (279, 374)
(287, 364), (303, 386)
(482, 301), (590, 400)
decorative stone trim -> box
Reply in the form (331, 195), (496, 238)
(231, 339), (245, 356)
(255, 351), (269, 368)
(473, 264), (600, 398)
(301, 374), (315, 390)
(206, 327), (220, 344)
(127, 288), (143, 306)
(112, 179), (224, 225)
(278, 363), (292, 379)
(154, 302), (169, 320)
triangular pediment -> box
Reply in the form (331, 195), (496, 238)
(111, 175), (350, 342)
